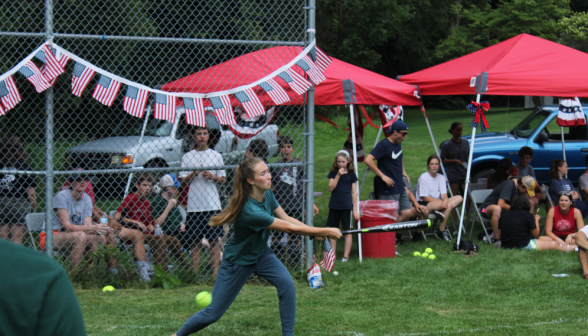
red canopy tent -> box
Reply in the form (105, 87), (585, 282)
(398, 33), (588, 97)
(399, 33), (588, 246)
(161, 46), (421, 106)
(162, 46), (421, 262)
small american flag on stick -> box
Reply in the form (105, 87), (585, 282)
(320, 239), (336, 272)
(123, 85), (149, 118)
(71, 62), (95, 97)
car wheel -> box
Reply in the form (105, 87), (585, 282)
(472, 169), (495, 184)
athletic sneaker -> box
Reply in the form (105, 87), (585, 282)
(435, 229), (451, 242)
(494, 239), (502, 248)
(442, 230), (451, 242)
(341, 257), (348, 263)
(433, 210), (445, 220)
(396, 234), (404, 246)
(411, 233), (423, 242)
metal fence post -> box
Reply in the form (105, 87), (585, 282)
(304, 0), (316, 270)
(44, 0), (54, 257)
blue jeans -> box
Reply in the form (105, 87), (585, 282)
(176, 248), (296, 336)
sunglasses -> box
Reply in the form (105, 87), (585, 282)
(558, 191), (572, 196)
(400, 132), (408, 137)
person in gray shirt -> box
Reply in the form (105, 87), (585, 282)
(515, 146), (544, 203)
(42, 174), (114, 271)
(579, 154), (588, 200)
(440, 122), (470, 213)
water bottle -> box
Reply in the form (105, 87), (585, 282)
(155, 224), (162, 236)
(100, 213), (108, 225)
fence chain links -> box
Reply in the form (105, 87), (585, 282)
(0, 0), (309, 285)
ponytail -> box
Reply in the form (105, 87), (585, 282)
(209, 157), (262, 226)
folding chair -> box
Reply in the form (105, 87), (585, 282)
(25, 213), (66, 257)
(409, 186), (440, 241)
(468, 189), (493, 241)
(477, 177), (488, 185)
(463, 183), (488, 232)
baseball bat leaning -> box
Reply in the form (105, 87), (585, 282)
(341, 219), (431, 235)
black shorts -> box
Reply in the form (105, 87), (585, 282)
(182, 210), (223, 249)
(272, 210), (303, 241)
(326, 209), (352, 231)
(448, 179), (465, 185)
(417, 201), (428, 207)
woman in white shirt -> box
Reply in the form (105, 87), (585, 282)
(416, 155), (463, 241)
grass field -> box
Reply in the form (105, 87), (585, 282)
(77, 106), (588, 335)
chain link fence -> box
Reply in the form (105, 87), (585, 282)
(0, 0), (312, 285)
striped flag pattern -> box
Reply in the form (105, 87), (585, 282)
(0, 76), (22, 111)
(210, 95), (236, 125)
(183, 97), (206, 127)
(258, 79), (290, 105)
(278, 69), (312, 95)
(71, 62), (96, 97)
(0, 103), (5, 116)
(312, 47), (332, 72)
(154, 93), (177, 123)
(35, 45), (65, 81)
(18, 62), (51, 93)
(123, 85), (149, 118)
(234, 88), (266, 118)
(297, 56), (326, 85)
(92, 75), (122, 106)
(44, 49), (71, 86)
(320, 239), (336, 272)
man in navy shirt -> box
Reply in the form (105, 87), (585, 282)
(365, 120), (420, 240)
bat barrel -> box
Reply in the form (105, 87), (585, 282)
(341, 219), (431, 235)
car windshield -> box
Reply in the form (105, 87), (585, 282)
(510, 109), (551, 138)
(113, 114), (173, 137)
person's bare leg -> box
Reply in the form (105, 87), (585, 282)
(146, 235), (169, 271)
(486, 205), (501, 239)
(118, 228), (147, 262)
(578, 248), (588, 279)
(441, 196), (463, 231)
(54, 232), (86, 270)
(10, 224), (26, 245)
(449, 184), (461, 220)
(536, 239), (577, 252)
(167, 236), (188, 267)
(343, 234), (352, 259)
(191, 241), (203, 273)
(209, 238), (223, 278)
(575, 231), (588, 251)
(105, 232), (118, 269)
(329, 238), (337, 259)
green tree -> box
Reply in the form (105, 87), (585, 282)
(559, 11), (588, 52)
(434, 0), (571, 61)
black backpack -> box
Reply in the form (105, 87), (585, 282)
(453, 240), (479, 253)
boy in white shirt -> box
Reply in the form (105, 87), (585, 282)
(179, 127), (226, 277)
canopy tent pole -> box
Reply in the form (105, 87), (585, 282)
(456, 93), (481, 248)
(419, 103), (463, 231)
(124, 105), (152, 198)
(349, 104), (363, 262)
(359, 125), (383, 195)
(561, 126), (567, 161)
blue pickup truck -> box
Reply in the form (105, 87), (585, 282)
(449, 105), (588, 184)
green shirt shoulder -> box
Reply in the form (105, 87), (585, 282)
(150, 194), (183, 234)
(0, 240), (86, 336)
(224, 190), (279, 265)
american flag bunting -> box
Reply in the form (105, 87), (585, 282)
(183, 97), (206, 127)
(154, 93), (177, 123)
(258, 79), (290, 105)
(123, 85), (149, 118)
(0, 102), (5, 116)
(297, 56), (326, 85)
(210, 95), (236, 125)
(71, 62), (96, 97)
(0, 76), (22, 111)
(234, 88), (266, 118)
(35, 45), (65, 81)
(18, 61), (51, 93)
(320, 239), (336, 272)
(92, 74), (122, 106)
(278, 69), (312, 95)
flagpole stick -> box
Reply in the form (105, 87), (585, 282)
(359, 124), (383, 195)
(420, 102), (462, 232)
(124, 105), (152, 198)
(456, 94), (481, 248)
(561, 126), (567, 177)
(349, 104), (362, 263)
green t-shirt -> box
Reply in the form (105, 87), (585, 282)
(151, 194), (183, 235)
(0, 240), (86, 336)
(224, 190), (279, 265)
